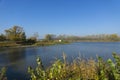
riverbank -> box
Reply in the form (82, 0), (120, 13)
(0, 41), (70, 48)
(1, 40), (120, 49)
(70, 40), (120, 42)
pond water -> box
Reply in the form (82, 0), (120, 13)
(0, 42), (120, 80)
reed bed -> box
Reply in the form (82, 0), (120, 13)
(28, 52), (120, 80)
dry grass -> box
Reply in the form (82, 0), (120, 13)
(28, 53), (120, 80)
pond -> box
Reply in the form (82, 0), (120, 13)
(0, 42), (120, 80)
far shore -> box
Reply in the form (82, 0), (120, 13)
(71, 40), (120, 42)
(0, 41), (70, 49)
(0, 45), (36, 49)
(0, 40), (120, 49)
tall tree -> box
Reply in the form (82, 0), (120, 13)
(109, 34), (119, 41)
(0, 34), (6, 41)
(5, 26), (26, 41)
(20, 32), (26, 42)
(45, 34), (55, 41)
(33, 32), (39, 41)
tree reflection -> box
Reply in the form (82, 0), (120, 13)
(7, 48), (26, 63)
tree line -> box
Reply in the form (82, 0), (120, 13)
(0, 26), (37, 44)
(0, 26), (120, 44)
(60, 34), (120, 41)
(50, 34), (120, 42)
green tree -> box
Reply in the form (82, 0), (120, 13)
(109, 34), (119, 41)
(31, 32), (39, 41)
(20, 32), (26, 42)
(0, 34), (6, 41)
(45, 34), (55, 41)
(5, 26), (26, 41)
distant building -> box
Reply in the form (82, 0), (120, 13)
(59, 40), (62, 42)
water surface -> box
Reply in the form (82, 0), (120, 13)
(0, 42), (120, 80)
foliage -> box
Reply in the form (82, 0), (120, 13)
(0, 34), (6, 41)
(45, 34), (56, 41)
(0, 25), (120, 47)
(28, 57), (46, 80)
(25, 38), (36, 45)
(108, 34), (119, 41)
(1, 25), (120, 43)
(28, 53), (120, 80)
(5, 26), (26, 41)
(28, 32), (39, 43)
(0, 67), (7, 80)
(0, 52), (120, 80)
(56, 34), (120, 42)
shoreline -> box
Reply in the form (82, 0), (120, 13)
(0, 45), (36, 49)
(0, 42), (70, 49)
(72, 40), (120, 42)
(0, 41), (120, 49)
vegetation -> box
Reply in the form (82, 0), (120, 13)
(28, 53), (120, 80)
(34, 40), (69, 46)
(0, 26), (69, 47)
(56, 34), (120, 42)
(0, 41), (19, 47)
(0, 67), (7, 80)
(5, 26), (26, 41)
(45, 34), (55, 41)
(0, 34), (6, 41)
(0, 26), (120, 47)
(0, 53), (120, 80)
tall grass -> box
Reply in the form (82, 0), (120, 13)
(28, 53), (120, 80)
(0, 67), (7, 80)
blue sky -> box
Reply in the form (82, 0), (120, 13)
(0, 0), (120, 38)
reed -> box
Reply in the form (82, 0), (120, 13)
(28, 53), (120, 80)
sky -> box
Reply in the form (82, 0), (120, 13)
(0, 0), (120, 38)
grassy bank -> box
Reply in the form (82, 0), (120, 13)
(1, 40), (120, 48)
(0, 41), (35, 49)
(34, 40), (70, 46)
(0, 40), (70, 48)
(0, 41), (20, 47)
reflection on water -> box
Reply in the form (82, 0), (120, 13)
(0, 42), (120, 80)
(8, 48), (26, 63)
(0, 48), (26, 66)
